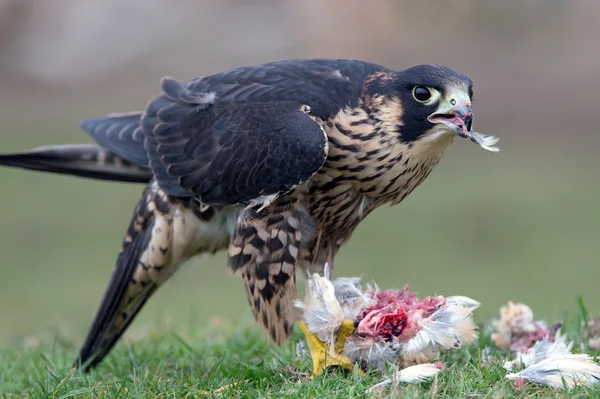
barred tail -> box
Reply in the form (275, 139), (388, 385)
(0, 144), (152, 183)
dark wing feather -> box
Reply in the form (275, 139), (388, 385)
(74, 198), (154, 371)
(142, 80), (329, 203)
(0, 144), (151, 183)
(75, 59), (383, 199)
(80, 112), (149, 167)
(187, 58), (383, 118)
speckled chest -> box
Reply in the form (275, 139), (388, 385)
(305, 107), (454, 245)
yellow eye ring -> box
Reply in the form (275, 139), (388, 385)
(412, 86), (432, 102)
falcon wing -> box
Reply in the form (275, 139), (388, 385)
(141, 78), (329, 204)
(74, 198), (154, 370)
(74, 59), (383, 199)
(80, 112), (149, 167)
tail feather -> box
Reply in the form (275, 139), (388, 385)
(0, 144), (152, 183)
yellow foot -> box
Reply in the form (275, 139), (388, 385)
(297, 320), (363, 376)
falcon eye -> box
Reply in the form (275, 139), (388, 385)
(412, 86), (432, 103)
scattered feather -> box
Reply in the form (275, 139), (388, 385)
(505, 342), (600, 389)
(367, 363), (442, 392)
(480, 346), (495, 365)
(397, 362), (443, 382)
(505, 339), (572, 371)
(295, 340), (308, 361)
(497, 320), (600, 390)
(489, 300), (599, 391)
(519, 340), (572, 368)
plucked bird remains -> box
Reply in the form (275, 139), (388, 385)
(584, 317), (600, 350)
(491, 301), (562, 353)
(489, 301), (600, 390)
(294, 265), (480, 375)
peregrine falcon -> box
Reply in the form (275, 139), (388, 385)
(0, 58), (497, 372)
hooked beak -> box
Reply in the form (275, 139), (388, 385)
(427, 94), (473, 138)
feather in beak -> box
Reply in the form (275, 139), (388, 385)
(427, 88), (500, 152)
(469, 131), (500, 152)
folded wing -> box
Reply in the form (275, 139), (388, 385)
(141, 77), (329, 204)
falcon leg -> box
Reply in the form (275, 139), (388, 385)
(297, 320), (362, 376)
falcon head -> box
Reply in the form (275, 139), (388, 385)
(365, 64), (478, 144)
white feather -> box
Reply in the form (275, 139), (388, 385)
(342, 337), (403, 371)
(294, 271), (344, 344)
(246, 193), (280, 212)
(469, 131), (500, 152)
(367, 363), (442, 392)
(521, 339), (573, 368)
(332, 277), (375, 320)
(554, 327), (568, 345)
(445, 296), (481, 311)
(505, 338), (600, 389)
(403, 305), (478, 354)
(506, 354), (600, 389)
(357, 195), (372, 220)
(323, 262), (332, 280)
(397, 363), (442, 383)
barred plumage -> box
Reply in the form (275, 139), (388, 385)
(0, 58), (496, 371)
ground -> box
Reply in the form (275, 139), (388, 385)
(0, 308), (598, 398)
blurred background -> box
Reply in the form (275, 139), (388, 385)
(0, 0), (598, 348)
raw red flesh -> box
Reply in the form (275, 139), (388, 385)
(510, 325), (556, 353)
(357, 304), (407, 340)
(356, 286), (446, 341)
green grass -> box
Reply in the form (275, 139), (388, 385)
(0, 309), (598, 398)
(1, 126), (600, 397)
